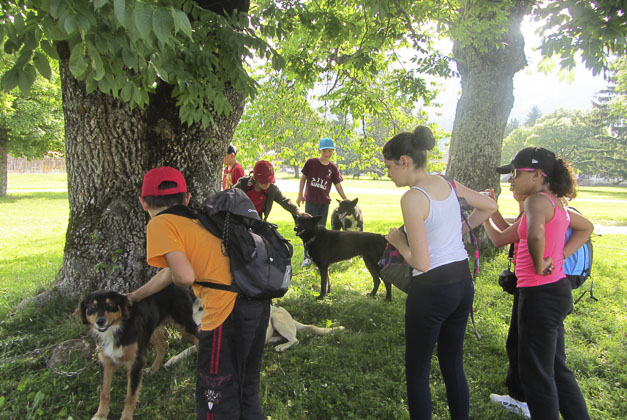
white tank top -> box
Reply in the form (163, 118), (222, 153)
(409, 185), (468, 276)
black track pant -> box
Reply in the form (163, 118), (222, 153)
(196, 298), (270, 420)
(405, 259), (474, 420)
(517, 278), (589, 420)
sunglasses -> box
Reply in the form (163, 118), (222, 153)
(510, 168), (547, 178)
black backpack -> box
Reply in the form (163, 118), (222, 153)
(160, 188), (293, 299)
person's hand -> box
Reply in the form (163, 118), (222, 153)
(538, 256), (555, 276)
(296, 194), (304, 207)
(484, 188), (496, 201)
(124, 291), (137, 303)
(386, 227), (406, 249)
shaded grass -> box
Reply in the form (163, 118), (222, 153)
(0, 186), (625, 419)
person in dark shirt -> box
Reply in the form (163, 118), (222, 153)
(296, 137), (348, 266)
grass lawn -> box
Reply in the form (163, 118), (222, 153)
(1, 174), (625, 419)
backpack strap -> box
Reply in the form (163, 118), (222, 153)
(157, 205), (234, 293)
(439, 174), (482, 340)
(438, 175), (480, 281)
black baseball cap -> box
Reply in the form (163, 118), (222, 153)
(497, 147), (556, 178)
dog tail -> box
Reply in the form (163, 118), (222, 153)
(294, 322), (345, 336)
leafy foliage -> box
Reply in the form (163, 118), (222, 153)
(253, 0), (454, 122)
(587, 57), (626, 181)
(534, 0), (626, 76)
(0, 0), (277, 128)
(0, 52), (63, 158)
(502, 108), (598, 169)
(233, 66), (445, 178)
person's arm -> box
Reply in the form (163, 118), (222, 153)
(525, 194), (554, 275)
(334, 182), (348, 200)
(484, 217), (521, 247)
(481, 188), (511, 230)
(454, 181), (498, 233)
(128, 268), (173, 302)
(272, 184), (301, 218)
(164, 251), (197, 287)
(564, 208), (594, 258)
(387, 189), (430, 272)
(231, 163), (245, 186)
(233, 176), (248, 191)
(296, 173), (307, 207)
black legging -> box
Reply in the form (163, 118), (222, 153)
(405, 259), (474, 420)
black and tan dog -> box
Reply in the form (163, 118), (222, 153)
(331, 198), (364, 231)
(78, 284), (199, 420)
(294, 214), (391, 300)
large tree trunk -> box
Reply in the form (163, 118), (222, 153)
(447, 5), (527, 192)
(54, 45), (244, 296)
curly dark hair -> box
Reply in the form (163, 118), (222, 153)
(548, 157), (578, 199)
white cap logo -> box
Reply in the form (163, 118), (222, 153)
(531, 159), (539, 164)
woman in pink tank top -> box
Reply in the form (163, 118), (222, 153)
(494, 147), (590, 420)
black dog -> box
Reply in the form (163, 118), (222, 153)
(295, 214), (391, 300)
(78, 284), (199, 420)
(331, 198), (364, 231)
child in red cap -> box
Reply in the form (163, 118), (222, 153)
(129, 166), (269, 420)
(233, 160), (302, 220)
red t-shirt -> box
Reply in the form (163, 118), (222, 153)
(246, 187), (268, 216)
(222, 162), (245, 190)
(301, 158), (343, 204)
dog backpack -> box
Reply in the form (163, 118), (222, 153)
(160, 188), (293, 299)
(564, 207), (595, 303)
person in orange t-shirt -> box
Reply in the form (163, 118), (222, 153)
(128, 166), (269, 420)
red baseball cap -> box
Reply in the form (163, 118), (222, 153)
(253, 160), (275, 184)
(142, 167), (187, 196)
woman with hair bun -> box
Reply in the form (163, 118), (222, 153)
(493, 147), (590, 420)
(383, 126), (497, 419)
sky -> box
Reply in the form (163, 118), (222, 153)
(427, 16), (609, 132)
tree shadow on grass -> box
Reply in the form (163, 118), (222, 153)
(0, 191), (68, 203)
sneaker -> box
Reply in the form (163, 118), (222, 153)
(300, 258), (312, 268)
(490, 394), (531, 418)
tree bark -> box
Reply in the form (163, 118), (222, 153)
(447, 5), (528, 193)
(54, 45), (244, 296)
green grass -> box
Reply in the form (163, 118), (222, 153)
(1, 175), (626, 419)
(6, 173), (68, 190)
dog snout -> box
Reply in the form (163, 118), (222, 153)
(96, 316), (107, 328)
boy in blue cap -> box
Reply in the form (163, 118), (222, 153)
(297, 137), (348, 266)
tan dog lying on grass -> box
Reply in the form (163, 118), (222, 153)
(266, 305), (345, 352)
(167, 302), (346, 366)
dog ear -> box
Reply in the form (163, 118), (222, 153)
(76, 298), (89, 325)
(120, 294), (132, 319)
(336, 199), (342, 204)
(351, 198), (358, 205)
(311, 215), (323, 225)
